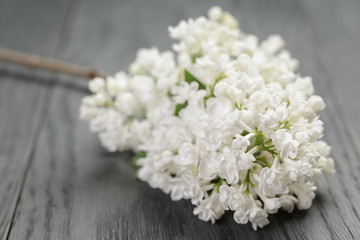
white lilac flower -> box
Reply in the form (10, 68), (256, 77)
(244, 194), (270, 230)
(263, 197), (282, 214)
(317, 157), (335, 174)
(231, 133), (252, 151)
(258, 157), (289, 197)
(272, 129), (299, 159)
(291, 183), (317, 210)
(80, 6), (335, 230)
(193, 193), (225, 224)
(279, 195), (298, 213)
(219, 185), (246, 211)
(247, 207), (269, 231)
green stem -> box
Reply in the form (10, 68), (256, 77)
(279, 120), (291, 129)
(254, 129), (278, 158)
(212, 178), (224, 192)
(204, 72), (226, 101)
(244, 169), (252, 194)
(254, 158), (270, 168)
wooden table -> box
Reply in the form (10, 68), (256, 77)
(0, 0), (359, 239)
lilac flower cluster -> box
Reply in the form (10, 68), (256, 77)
(80, 7), (335, 230)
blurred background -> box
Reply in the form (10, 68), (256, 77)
(0, 0), (359, 239)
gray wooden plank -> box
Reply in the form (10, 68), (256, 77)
(0, 0), (70, 238)
(293, 0), (360, 238)
(8, 0), (360, 239)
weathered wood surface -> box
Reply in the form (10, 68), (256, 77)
(0, 0), (70, 239)
(0, 0), (360, 239)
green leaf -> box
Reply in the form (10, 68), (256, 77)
(191, 52), (202, 63)
(132, 151), (146, 171)
(174, 101), (188, 116)
(184, 69), (206, 90)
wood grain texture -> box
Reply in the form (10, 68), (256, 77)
(0, 0), (70, 239)
(1, 0), (360, 239)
